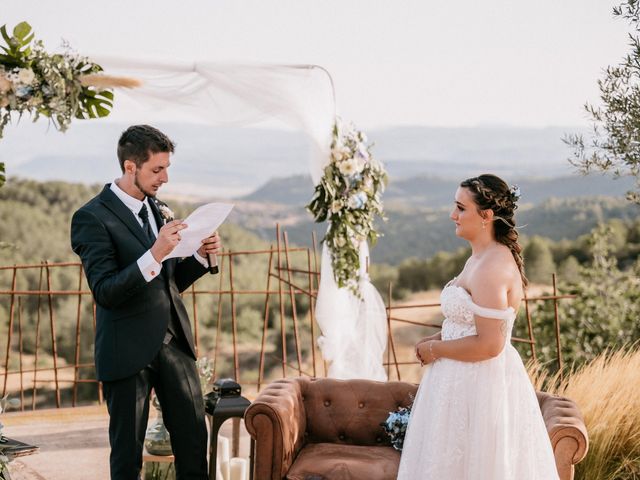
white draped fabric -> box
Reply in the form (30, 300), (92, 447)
(316, 242), (388, 381)
(96, 57), (335, 183)
(98, 58), (387, 380)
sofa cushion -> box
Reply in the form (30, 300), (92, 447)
(286, 443), (401, 480)
(300, 378), (416, 446)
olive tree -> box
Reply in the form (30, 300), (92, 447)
(565, 1), (640, 203)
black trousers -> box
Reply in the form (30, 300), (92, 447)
(102, 338), (208, 480)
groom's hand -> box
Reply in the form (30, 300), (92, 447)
(150, 219), (188, 262)
(197, 232), (222, 258)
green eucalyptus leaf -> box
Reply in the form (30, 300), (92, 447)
(0, 25), (11, 45)
(13, 22), (32, 42)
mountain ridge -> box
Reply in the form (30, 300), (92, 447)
(2, 122), (586, 198)
(241, 172), (636, 208)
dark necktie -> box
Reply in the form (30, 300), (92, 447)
(139, 203), (178, 343)
(138, 204), (156, 243)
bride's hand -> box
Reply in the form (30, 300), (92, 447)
(416, 340), (440, 366)
(416, 332), (442, 346)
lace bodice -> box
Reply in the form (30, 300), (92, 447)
(440, 284), (516, 341)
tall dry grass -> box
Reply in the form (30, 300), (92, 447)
(529, 348), (640, 480)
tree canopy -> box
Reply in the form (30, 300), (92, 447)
(565, 0), (640, 203)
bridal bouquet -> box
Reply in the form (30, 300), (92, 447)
(0, 21), (114, 139)
(306, 118), (387, 295)
(381, 404), (412, 451)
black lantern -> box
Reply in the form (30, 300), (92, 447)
(205, 378), (253, 480)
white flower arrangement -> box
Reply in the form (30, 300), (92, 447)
(152, 198), (175, 225)
(0, 21), (119, 189)
(155, 200), (175, 224)
(306, 118), (387, 295)
(509, 184), (521, 203)
(196, 357), (214, 395)
(0, 21), (114, 139)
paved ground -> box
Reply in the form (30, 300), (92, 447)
(2, 405), (250, 480)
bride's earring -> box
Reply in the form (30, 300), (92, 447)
(482, 220), (486, 229)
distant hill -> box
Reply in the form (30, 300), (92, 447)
(2, 122), (310, 199)
(4, 120), (637, 265)
(241, 173), (636, 208)
(370, 125), (580, 179)
(242, 196), (640, 264)
(0, 177), (637, 266)
(3, 122), (585, 199)
(242, 175), (316, 204)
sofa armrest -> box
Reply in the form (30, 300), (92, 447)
(245, 379), (306, 480)
(537, 391), (589, 480)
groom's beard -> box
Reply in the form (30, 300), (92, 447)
(134, 172), (156, 199)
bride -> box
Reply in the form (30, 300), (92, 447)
(397, 174), (559, 479)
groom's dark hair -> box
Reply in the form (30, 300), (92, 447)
(117, 125), (176, 172)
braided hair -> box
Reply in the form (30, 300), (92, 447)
(460, 174), (528, 288)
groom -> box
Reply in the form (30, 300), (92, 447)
(71, 125), (220, 480)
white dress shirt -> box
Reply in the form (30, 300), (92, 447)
(110, 181), (208, 282)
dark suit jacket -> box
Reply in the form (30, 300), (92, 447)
(71, 185), (207, 382)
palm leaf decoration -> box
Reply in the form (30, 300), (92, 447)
(0, 21), (121, 188)
(0, 22), (34, 68)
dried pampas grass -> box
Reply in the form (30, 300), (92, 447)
(528, 347), (640, 480)
(0, 76), (11, 94)
(79, 74), (142, 89)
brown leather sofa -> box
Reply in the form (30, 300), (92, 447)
(245, 377), (588, 480)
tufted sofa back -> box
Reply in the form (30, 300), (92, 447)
(299, 377), (417, 446)
(246, 377), (588, 480)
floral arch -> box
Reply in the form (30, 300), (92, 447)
(0, 21), (388, 381)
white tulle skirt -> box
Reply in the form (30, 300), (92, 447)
(397, 345), (560, 480)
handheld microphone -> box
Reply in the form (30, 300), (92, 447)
(207, 253), (219, 275)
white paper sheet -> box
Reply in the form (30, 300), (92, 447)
(163, 203), (234, 260)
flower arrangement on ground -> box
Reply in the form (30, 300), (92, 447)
(0, 395), (20, 477)
(306, 118), (387, 295)
(380, 404), (412, 451)
(196, 356), (214, 395)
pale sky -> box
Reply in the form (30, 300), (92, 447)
(4, 0), (630, 128)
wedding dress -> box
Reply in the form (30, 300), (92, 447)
(397, 281), (560, 480)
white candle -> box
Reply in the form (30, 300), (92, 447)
(217, 436), (230, 480)
(218, 436), (230, 464)
(229, 457), (248, 480)
(219, 461), (230, 480)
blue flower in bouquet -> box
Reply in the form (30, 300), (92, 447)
(356, 144), (369, 161)
(349, 172), (363, 185)
(348, 191), (368, 210)
(381, 404), (412, 451)
(41, 85), (55, 98)
(14, 85), (33, 99)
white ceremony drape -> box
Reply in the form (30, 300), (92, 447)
(315, 242), (388, 381)
(98, 58), (387, 380)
